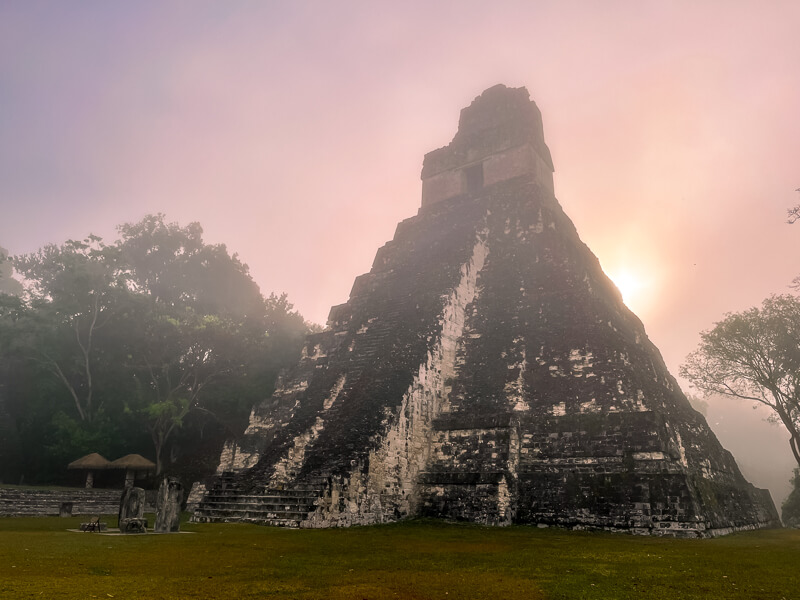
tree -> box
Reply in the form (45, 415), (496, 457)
(783, 468), (800, 528)
(0, 293), (26, 482)
(126, 307), (247, 474)
(0, 246), (23, 296)
(786, 188), (800, 224)
(1, 214), (312, 483)
(12, 237), (127, 423)
(680, 294), (800, 468)
(115, 213), (264, 319)
(114, 214), (305, 474)
(786, 189), (800, 292)
(0, 254), (140, 483)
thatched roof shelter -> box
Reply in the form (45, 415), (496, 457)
(109, 454), (156, 487)
(68, 452), (111, 470)
(68, 452), (111, 488)
(108, 454), (156, 470)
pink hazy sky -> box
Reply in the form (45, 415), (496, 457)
(2, 1), (799, 504)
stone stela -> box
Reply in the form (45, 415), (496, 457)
(190, 84), (780, 537)
(155, 477), (183, 533)
(118, 486), (147, 534)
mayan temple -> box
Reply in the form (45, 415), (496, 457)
(192, 84), (779, 536)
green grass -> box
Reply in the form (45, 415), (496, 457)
(0, 516), (798, 599)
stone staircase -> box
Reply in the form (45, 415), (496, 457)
(0, 487), (123, 516)
(192, 298), (412, 528)
(191, 473), (327, 527)
(337, 311), (398, 396)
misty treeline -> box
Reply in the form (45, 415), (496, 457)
(681, 192), (800, 524)
(0, 215), (314, 485)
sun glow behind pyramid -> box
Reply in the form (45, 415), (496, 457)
(606, 265), (656, 316)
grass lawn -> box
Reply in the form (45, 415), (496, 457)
(0, 516), (797, 599)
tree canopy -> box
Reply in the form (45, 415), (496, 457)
(0, 246), (23, 296)
(681, 294), (800, 468)
(0, 215), (312, 483)
(13, 236), (126, 423)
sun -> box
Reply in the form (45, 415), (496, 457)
(595, 236), (663, 320)
(606, 266), (651, 315)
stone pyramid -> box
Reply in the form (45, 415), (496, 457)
(192, 84), (779, 536)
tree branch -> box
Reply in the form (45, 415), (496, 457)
(40, 354), (86, 422)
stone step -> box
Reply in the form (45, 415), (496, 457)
(207, 486), (319, 494)
(200, 489), (323, 502)
(193, 514), (303, 527)
(199, 507), (310, 519)
(0, 505), (121, 515)
(418, 471), (506, 485)
(0, 497), (119, 501)
(202, 501), (316, 512)
(0, 504), (120, 511)
(196, 497), (312, 506)
(203, 494), (320, 504)
(0, 490), (122, 498)
(0, 487), (127, 516)
(193, 473), (328, 528)
(204, 486), (323, 496)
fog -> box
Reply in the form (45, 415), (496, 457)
(1, 1), (799, 506)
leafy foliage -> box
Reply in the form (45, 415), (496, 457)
(0, 246), (23, 296)
(783, 468), (800, 527)
(681, 294), (800, 467)
(0, 215), (311, 482)
(13, 236), (127, 423)
(786, 188), (800, 225)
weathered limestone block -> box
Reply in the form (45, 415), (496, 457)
(155, 477), (183, 533)
(185, 482), (207, 513)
